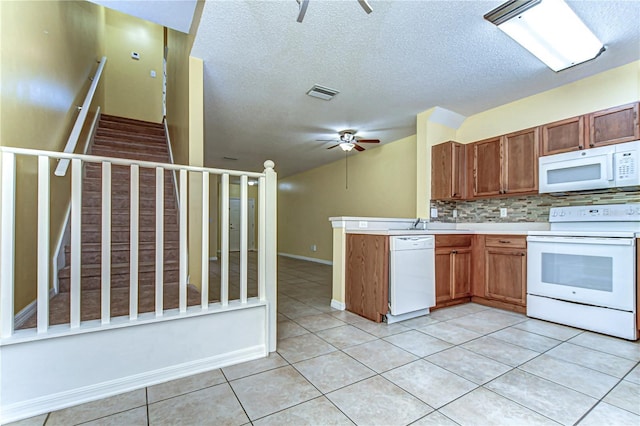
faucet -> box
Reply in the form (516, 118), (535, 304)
(411, 218), (423, 229)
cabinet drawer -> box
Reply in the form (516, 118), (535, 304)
(485, 235), (526, 249)
(435, 234), (472, 248)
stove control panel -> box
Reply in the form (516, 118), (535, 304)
(549, 203), (640, 222)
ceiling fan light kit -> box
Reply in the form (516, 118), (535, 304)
(296, 0), (372, 23)
(325, 130), (380, 153)
(484, 0), (605, 72)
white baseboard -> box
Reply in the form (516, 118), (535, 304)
(2, 345), (264, 424)
(330, 300), (346, 311)
(278, 252), (332, 266)
(14, 288), (56, 328)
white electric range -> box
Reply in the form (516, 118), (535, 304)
(526, 203), (640, 340)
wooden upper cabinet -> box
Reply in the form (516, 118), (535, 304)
(470, 137), (502, 198)
(541, 115), (584, 155)
(431, 141), (466, 200)
(589, 102), (640, 148)
(503, 127), (539, 195)
(468, 129), (539, 198)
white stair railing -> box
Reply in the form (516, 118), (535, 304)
(0, 147), (277, 345)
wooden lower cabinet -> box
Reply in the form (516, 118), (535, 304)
(434, 235), (472, 308)
(345, 234), (389, 322)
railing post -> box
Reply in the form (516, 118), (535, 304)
(179, 169), (188, 312)
(70, 158), (83, 328)
(220, 173), (229, 306)
(258, 176), (266, 302)
(155, 167), (164, 317)
(263, 160), (277, 352)
(130, 164), (139, 320)
(201, 171), (209, 309)
(101, 162), (112, 324)
(0, 151), (16, 338)
(240, 174), (248, 304)
(37, 156), (51, 333)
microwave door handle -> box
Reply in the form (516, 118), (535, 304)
(607, 152), (614, 181)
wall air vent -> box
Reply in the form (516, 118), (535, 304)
(306, 84), (340, 101)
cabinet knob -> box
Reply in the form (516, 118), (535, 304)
(451, 250), (458, 254)
(521, 252), (526, 256)
(589, 143), (595, 147)
(579, 145), (584, 149)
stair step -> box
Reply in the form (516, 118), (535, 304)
(92, 137), (169, 152)
(80, 228), (180, 244)
(82, 195), (178, 210)
(58, 262), (181, 292)
(84, 164), (175, 179)
(82, 212), (179, 226)
(65, 244), (180, 265)
(98, 120), (165, 137)
(16, 283), (202, 329)
(100, 114), (165, 130)
(90, 147), (170, 163)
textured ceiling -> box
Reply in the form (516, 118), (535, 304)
(191, 0), (640, 177)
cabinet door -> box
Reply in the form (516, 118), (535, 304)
(346, 234), (389, 322)
(503, 127), (539, 195)
(589, 102), (640, 148)
(451, 248), (471, 299)
(471, 137), (502, 198)
(485, 248), (526, 306)
(435, 248), (453, 303)
(431, 141), (465, 200)
(541, 116), (584, 155)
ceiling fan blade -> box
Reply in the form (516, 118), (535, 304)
(296, 0), (309, 23)
(327, 144), (340, 150)
(358, 0), (373, 14)
(356, 139), (380, 144)
(354, 144), (365, 152)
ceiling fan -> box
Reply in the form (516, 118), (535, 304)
(324, 130), (381, 152)
(296, 0), (372, 23)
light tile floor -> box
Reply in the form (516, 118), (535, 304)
(9, 256), (640, 426)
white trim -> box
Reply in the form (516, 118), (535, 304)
(55, 57), (107, 176)
(330, 299), (346, 311)
(209, 256), (219, 261)
(278, 252), (332, 266)
(163, 119), (180, 207)
(13, 288), (56, 328)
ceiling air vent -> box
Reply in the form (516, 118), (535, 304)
(306, 84), (340, 101)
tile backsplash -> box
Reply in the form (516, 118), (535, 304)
(430, 190), (640, 223)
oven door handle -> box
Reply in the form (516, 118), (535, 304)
(527, 236), (635, 246)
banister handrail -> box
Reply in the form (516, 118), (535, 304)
(54, 56), (107, 177)
(1, 146), (266, 178)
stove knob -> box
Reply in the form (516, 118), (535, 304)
(627, 207), (635, 215)
(560, 211), (565, 217)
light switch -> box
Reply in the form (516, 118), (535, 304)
(430, 208), (438, 218)
(500, 208), (507, 218)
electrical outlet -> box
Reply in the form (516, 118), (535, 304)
(430, 208), (438, 218)
(500, 208), (508, 218)
(311, 244), (317, 252)
(452, 209), (458, 218)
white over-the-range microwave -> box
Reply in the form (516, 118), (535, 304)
(539, 140), (640, 194)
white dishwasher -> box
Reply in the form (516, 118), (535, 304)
(387, 235), (436, 324)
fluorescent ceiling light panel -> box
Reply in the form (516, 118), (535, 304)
(485, 0), (605, 72)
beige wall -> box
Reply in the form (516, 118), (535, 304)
(278, 135), (417, 262)
(0, 0), (105, 312)
(103, 8), (164, 123)
(456, 61), (640, 143)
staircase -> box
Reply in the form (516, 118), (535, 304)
(19, 115), (200, 329)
